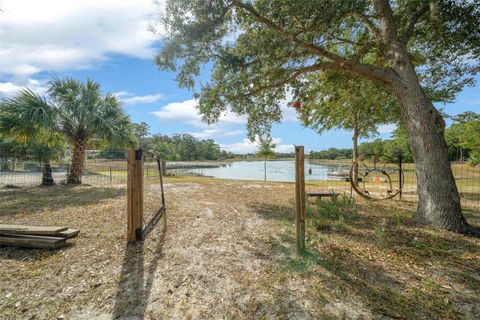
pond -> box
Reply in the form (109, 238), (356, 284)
(179, 160), (351, 182)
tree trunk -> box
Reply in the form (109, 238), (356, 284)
(264, 159), (267, 181)
(371, 0), (475, 234)
(391, 64), (472, 233)
(352, 122), (359, 186)
(41, 163), (55, 186)
(1, 158), (9, 172)
(67, 140), (86, 184)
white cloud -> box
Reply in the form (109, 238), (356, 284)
(220, 137), (293, 154)
(191, 128), (243, 139)
(0, 0), (163, 77)
(378, 124), (396, 134)
(152, 99), (247, 128)
(0, 79), (47, 97)
(114, 91), (163, 105)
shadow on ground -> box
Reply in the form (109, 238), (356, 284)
(112, 213), (167, 319)
(249, 199), (480, 319)
(250, 202), (295, 222)
(0, 185), (126, 217)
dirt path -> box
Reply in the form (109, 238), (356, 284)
(109, 181), (310, 319)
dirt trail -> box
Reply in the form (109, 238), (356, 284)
(74, 181), (312, 319)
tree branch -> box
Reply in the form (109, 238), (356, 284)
(401, 4), (429, 44)
(373, 0), (400, 44)
(231, 1), (397, 89)
(240, 51), (312, 69)
(244, 61), (397, 97)
(233, 1), (346, 64)
(349, 12), (382, 39)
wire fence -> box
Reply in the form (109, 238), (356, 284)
(1, 150), (479, 211)
(304, 153), (480, 211)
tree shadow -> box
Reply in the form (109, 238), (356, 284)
(0, 185), (126, 217)
(249, 199), (480, 318)
(250, 201), (295, 222)
(0, 243), (74, 261)
(112, 213), (167, 319)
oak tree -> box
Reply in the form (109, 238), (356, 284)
(155, 0), (480, 233)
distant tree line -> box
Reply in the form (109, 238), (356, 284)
(144, 133), (235, 161)
(128, 122), (235, 161)
(309, 148), (353, 160)
(308, 112), (480, 165)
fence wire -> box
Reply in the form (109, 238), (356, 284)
(305, 151), (480, 211)
(2, 150), (478, 211)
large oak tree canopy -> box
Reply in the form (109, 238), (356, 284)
(155, 0), (480, 233)
(156, 0), (478, 134)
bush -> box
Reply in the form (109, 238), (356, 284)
(310, 194), (357, 230)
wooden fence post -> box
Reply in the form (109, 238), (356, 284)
(127, 149), (144, 242)
(161, 160), (167, 177)
(295, 145), (306, 255)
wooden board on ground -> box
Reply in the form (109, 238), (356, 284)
(0, 234), (67, 249)
(307, 192), (337, 198)
(58, 229), (80, 239)
(0, 224), (68, 236)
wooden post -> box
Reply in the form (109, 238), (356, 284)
(398, 154), (403, 200)
(161, 160), (167, 177)
(295, 146), (306, 255)
(127, 149), (144, 242)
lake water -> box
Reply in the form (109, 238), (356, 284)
(184, 160), (350, 182)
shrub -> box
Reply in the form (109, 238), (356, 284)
(311, 194), (357, 230)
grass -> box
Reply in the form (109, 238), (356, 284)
(260, 196), (480, 319)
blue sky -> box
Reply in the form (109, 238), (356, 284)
(1, 0), (479, 154)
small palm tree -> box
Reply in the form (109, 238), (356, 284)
(0, 77), (134, 184)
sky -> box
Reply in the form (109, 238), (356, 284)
(0, 0), (479, 154)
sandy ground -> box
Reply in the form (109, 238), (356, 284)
(1, 180), (313, 319)
(1, 178), (480, 319)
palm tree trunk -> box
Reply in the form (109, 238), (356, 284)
(41, 162), (55, 186)
(67, 140), (86, 184)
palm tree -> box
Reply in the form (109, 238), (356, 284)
(0, 77), (134, 184)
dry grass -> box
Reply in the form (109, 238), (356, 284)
(1, 177), (479, 319)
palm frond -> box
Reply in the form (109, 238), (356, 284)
(0, 89), (58, 143)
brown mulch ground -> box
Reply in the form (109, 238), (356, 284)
(1, 178), (479, 319)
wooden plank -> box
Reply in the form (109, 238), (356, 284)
(295, 146), (306, 255)
(58, 229), (80, 239)
(0, 224), (67, 235)
(0, 234), (67, 249)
